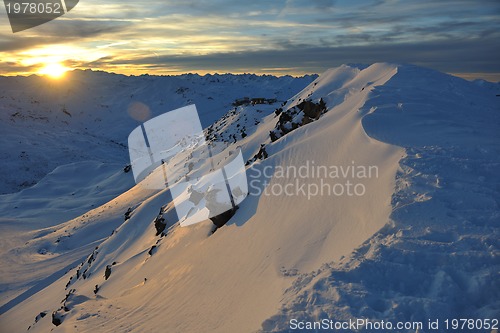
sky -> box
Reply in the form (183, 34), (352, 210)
(0, 0), (499, 79)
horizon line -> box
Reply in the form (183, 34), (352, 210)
(1, 68), (499, 83)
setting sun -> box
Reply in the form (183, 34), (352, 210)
(38, 63), (69, 79)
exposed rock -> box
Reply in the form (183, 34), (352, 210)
(246, 144), (268, 165)
(299, 99), (325, 119)
(210, 206), (238, 229)
(34, 311), (46, 323)
(104, 265), (112, 280)
(51, 311), (62, 326)
(61, 289), (75, 304)
(270, 98), (327, 142)
(154, 213), (167, 236)
(65, 276), (72, 289)
(124, 207), (132, 221)
(148, 245), (157, 256)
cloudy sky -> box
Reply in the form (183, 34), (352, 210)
(0, 0), (499, 79)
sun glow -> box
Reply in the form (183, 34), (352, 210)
(38, 63), (69, 79)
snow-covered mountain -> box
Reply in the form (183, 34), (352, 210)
(0, 64), (498, 333)
(0, 71), (316, 195)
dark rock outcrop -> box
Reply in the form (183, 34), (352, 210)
(210, 206), (238, 230)
(270, 98), (327, 142)
(154, 214), (167, 236)
(124, 207), (132, 221)
(34, 311), (46, 323)
(148, 245), (157, 256)
(246, 144), (268, 165)
(104, 265), (112, 280)
(51, 311), (62, 326)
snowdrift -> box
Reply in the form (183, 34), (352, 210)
(0, 64), (498, 333)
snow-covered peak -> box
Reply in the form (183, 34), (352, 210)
(0, 63), (498, 333)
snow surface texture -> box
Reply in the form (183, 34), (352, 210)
(262, 65), (500, 332)
(0, 71), (315, 313)
(0, 64), (498, 333)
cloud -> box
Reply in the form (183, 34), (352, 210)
(0, 0), (499, 76)
(0, 38), (42, 52)
(0, 19), (132, 53)
(34, 19), (132, 39)
(0, 61), (38, 74)
(107, 37), (500, 74)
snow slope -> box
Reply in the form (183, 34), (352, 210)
(0, 71), (315, 312)
(263, 65), (500, 332)
(0, 71), (316, 195)
(0, 64), (498, 333)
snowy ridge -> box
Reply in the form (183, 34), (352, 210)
(0, 71), (314, 315)
(262, 65), (500, 332)
(0, 64), (498, 333)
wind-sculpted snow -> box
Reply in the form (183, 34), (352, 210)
(261, 65), (500, 332)
(0, 64), (498, 333)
